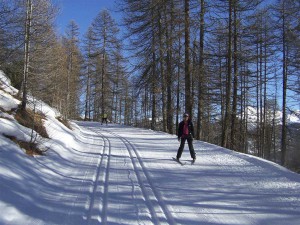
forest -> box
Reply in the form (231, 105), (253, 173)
(0, 0), (299, 171)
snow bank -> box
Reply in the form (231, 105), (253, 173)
(0, 70), (18, 95)
(27, 95), (60, 118)
(0, 90), (20, 111)
(0, 70), (20, 111)
(0, 70), (96, 224)
(0, 118), (37, 143)
(0, 70), (59, 146)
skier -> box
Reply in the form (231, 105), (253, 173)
(101, 113), (108, 125)
(176, 113), (196, 163)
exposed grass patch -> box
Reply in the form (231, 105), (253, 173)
(3, 134), (45, 156)
(15, 107), (49, 138)
(0, 106), (18, 116)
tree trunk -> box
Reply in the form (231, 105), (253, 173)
(230, 0), (238, 150)
(281, 6), (287, 165)
(165, 1), (174, 134)
(196, 0), (205, 140)
(151, 5), (157, 130)
(184, 0), (192, 115)
(158, 8), (167, 132)
(221, 0), (233, 148)
(176, 26), (182, 135)
(21, 0), (33, 110)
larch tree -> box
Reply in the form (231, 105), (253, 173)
(82, 27), (95, 121)
(90, 9), (120, 121)
(196, 0), (206, 140)
(63, 20), (81, 119)
(184, 0), (192, 116)
(21, 0), (32, 110)
(273, 0), (300, 166)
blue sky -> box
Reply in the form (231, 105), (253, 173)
(55, 0), (120, 38)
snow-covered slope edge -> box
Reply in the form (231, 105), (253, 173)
(0, 70), (63, 153)
(0, 71), (98, 224)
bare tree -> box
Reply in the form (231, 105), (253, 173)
(21, 0), (32, 110)
(63, 20), (81, 119)
(184, 0), (192, 116)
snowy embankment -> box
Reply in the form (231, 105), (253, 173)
(1, 70), (300, 225)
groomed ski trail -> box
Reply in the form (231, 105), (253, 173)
(85, 123), (176, 225)
(76, 122), (300, 225)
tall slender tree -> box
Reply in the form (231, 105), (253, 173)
(63, 20), (81, 119)
(196, 0), (205, 140)
(21, 0), (32, 110)
(221, 0), (233, 148)
(91, 9), (119, 120)
(184, 0), (192, 116)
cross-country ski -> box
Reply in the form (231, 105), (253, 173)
(172, 157), (186, 166)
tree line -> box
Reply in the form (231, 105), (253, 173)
(0, 0), (299, 170)
(120, 0), (300, 170)
(0, 0), (131, 122)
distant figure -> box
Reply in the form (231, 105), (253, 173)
(101, 113), (108, 125)
(176, 113), (196, 163)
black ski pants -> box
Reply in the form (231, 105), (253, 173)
(176, 137), (196, 159)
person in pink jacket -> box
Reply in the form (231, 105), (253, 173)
(176, 113), (196, 163)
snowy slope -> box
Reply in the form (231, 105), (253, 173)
(1, 70), (300, 225)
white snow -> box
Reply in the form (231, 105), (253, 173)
(1, 70), (300, 224)
(289, 110), (300, 124)
(244, 106), (300, 125)
(0, 71), (18, 96)
(0, 90), (20, 111)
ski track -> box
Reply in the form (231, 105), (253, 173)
(61, 126), (107, 225)
(87, 124), (175, 225)
(2, 122), (300, 225)
(101, 127), (176, 225)
(80, 123), (300, 225)
(85, 130), (110, 224)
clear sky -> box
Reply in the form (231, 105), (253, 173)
(55, 0), (120, 38)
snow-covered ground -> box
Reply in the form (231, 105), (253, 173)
(1, 120), (300, 225)
(1, 70), (300, 224)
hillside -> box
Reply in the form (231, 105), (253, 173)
(1, 71), (300, 224)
